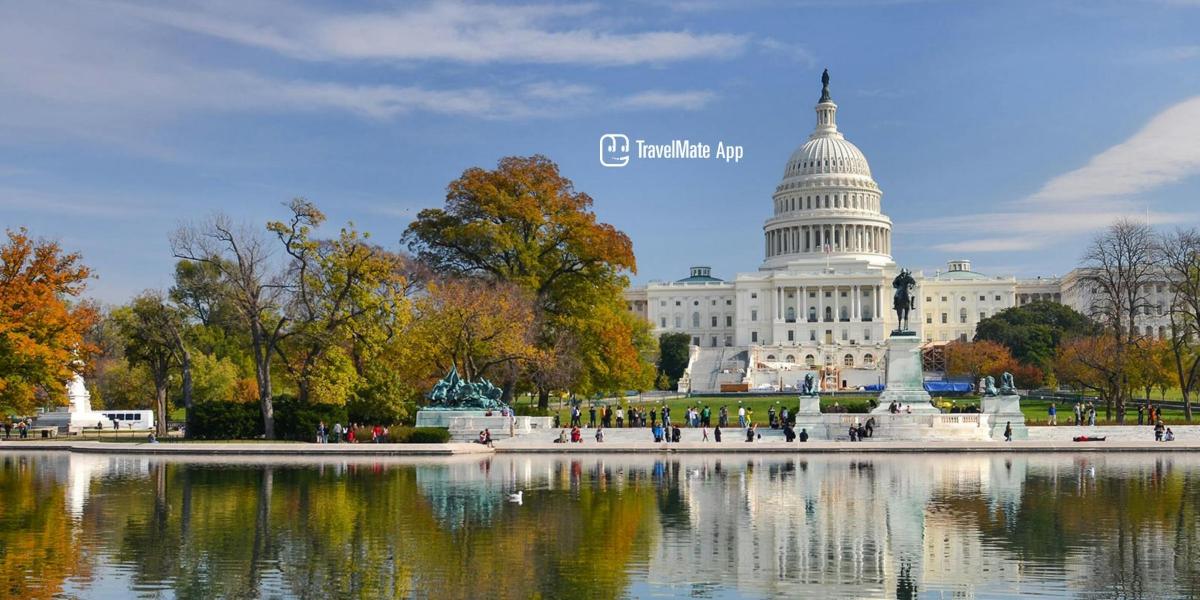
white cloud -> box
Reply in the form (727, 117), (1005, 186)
(113, 1), (748, 66)
(758, 38), (817, 67)
(617, 90), (716, 110)
(1023, 95), (1200, 204)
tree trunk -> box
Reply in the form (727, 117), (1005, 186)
(155, 381), (169, 437)
(180, 347), (193, 411)
(537, 387), (550, 410)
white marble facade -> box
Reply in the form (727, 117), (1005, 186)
(623, 74), (1172, 391)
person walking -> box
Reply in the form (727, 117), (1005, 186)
(571, 406), (581, 428)
(616, 406), (624, 428)
(719, 405), (729, 427)
(1088, 403), (1097, 426)
(1137, 403), (1145, 426)
(738, 405), (747, 428)
(1048, 404), (1057, 426)
(714, 426), (722, 443)
(1074, 403), (1082, 426)
(702, 426), (709, 442)
(650, 408), (657, 428)
(588, 405), (596, 428)
(1155, 420), (1165, 442)
(1003, 421), (1013, 442)
(701, 405), (711, 427)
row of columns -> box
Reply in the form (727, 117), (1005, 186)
(775, 192), (880, 214)
(765, 224), (890, 258)
(772, 284), (882, 323)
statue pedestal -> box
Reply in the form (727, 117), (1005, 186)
(982, 394), (1028, 440)
(415, 409), (491, 429)
(797, 394), (821, 415)
(872, 333), (938, 414)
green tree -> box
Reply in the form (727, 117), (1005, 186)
(404, 155), (646, 407)
(116, 291), (187, 435)
(974, 300), (1095, 368)
(657, 332), (692, 388)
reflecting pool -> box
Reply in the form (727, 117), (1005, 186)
(2, 451), (1199, 599)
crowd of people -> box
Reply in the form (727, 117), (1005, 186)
(313, 421), (390, 443)
(2, 418), (33, 439)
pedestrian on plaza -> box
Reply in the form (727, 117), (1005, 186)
(738, 405), (746, 428)
(616, 406), (624, 428)
(589, 405), (596, 428)
(332, 422), (343, 443)
(663, 406), (672, 427)
(799, 428), (809, 442)
(784, 424), (796, 442)
(595, 427), (604, 443)
(865, 417), (875, 438)
(571, 406), (581, 427)
(1165, 428), (1176, 442)
(1155, 420), (1165, 442)
(672, 425), (682, 443)
(781, 407), (790, 428)
(1137, 403), (1145, 425)
(483, 429), (493, 447)
(1088, 403), (1097, 426)
(1004, 421), (1013, 442)
(1074, 403), (1082, 426)
(857, 423), (867, 441)
(2, 420), (9, 439)
(746, 424), (756, 442)
(849, 424), (858, 442)
(768, 406), (777, 429)
(714, 426), (722, 442)
(1048, 403), (1057, 426)
(701, 405), (711, 427)
(650, 408), (658, 427)
(719, 405), (729, 427)
(702, 426), (709, 442)
(317, 421), (327, 444)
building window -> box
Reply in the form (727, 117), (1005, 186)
(960, 296), (966, 302)
(926, 296), (932, 303)
(864, 329), (871, 341)
(726, 300), (732, 305)
(751, 309), (758, 322)
(711, 336), (718, 347)
(751, 293), (758, 299)
(726, 315), (733, 327)
(711, 316), (718, 327)
(805, 354), (816, 367)
(959, 308), (968, 324)
(941, 313), (948, 324)
(841, 329), (848, 341)
(787, 330), (795, 341)
(844, 354), (855, 367)
(941, 296), (947, 302)
(724, 336), (733, 347)
(675, 301), (681, 306)
(751, 331), (758, 343)
(979, 295), (986, 301)
(693, 336), (700, 346)
(925, 313), (932, 324)
(711, 300), (717, 306)
(809, 330), (816, 341)
(980, 312), (986, 321)
(660, 317), (667, 328)
(660, 301), (666, 307)
(824, 306), (833, 322)
(675, 316), (682, 328)
(808, 307), (817, 322)
(995, 295), (1001, 301)
(786, 354), (796, 363)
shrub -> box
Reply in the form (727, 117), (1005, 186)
(513, 404), (551, 417)
(186, 401), (262, 440)
(394, 427), (451, 444)
(273, 395), (348, 442)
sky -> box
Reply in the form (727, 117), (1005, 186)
(2, 0), (1199, 304)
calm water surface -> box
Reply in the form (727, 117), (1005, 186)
(2, 451), (1199, 599)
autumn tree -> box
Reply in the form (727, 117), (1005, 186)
(974, 300), (1096, 369)
(269, 199), (409, 405)
(0, 228), (98, 414)
(944, 340), (1015, 384)
(1075, 219), (1157, 422)
(1055, 335), (1122, 418)
(404, 155), (647, 407)
(172, 214), (291, 438)
(1158, 228), (1200, 420)
(1127, 337), (1173, 403)
(657, 333), (692, 389)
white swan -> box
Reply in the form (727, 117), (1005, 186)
(507, 491), (523, 504)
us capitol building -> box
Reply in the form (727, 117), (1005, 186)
(624, 71), (1172, 392)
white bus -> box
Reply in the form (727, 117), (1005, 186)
(97, 410), (155, 430)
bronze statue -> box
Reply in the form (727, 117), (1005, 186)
(892, 268), (916, 332)
(427, 365), (507, 410)
(819, 69), (832, 103)
(1000, 372), (1016, 395)
(982, 375), (998, 397)
(800, 373), (817, 396)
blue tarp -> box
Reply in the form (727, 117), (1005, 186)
(862, 384), (885, 392)
(924, 381), (974, 393)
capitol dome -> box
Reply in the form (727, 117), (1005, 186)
(761, 70), (893, 270)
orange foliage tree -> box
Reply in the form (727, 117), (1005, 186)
(0, 228), (98, 414)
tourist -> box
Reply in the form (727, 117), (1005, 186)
(1088, 403), (1097, 426)
(555, 429), (568, 443)
(784, 424), (795, 442)
(483, 429), (493, 447)
(663, 406), (672, 428)
(672, 425), (682, 443)
(477, 430), (487, 445)
(745, 424), (755, 442)
(589, 405), (596, 428)
(714, 426), (722, 442)
(1003, 421), (1013, 442)
(650, 408), (658, 427)
(1074, 403), (1083, 426)
(1155, 420), (1165, 442)
(2, 420), (9, 439)
(905, 405), (912, 414)
(781, 407), (790, 428)
(571, 406), (581, 427)
(1137, 403), (1145, 425)
(595, 427), (604, 442)
(571, 426), (583, 443)
(849, 424), (858, 442)
(316, 421), (327, 444)
(1148, 404), (1157, 425)
(616, 406), (624, 428)
(832, 401), (841, 413)
(738, 405), (746, 428)
(331, 422), (343, 443)
(147, 432), (158, 444)
(347, 426), (357, 443)
(651, 424), (662, 442)
(1048, 403), (1057, 426)
(865, 417), (875, 438)
(857, 423), (867, 441)
(719, 405), (729, 427)
(372, 424), (383, 443)
(1165, 428), (1175, 442)
(701, 405), (711, 427)
(768, 406), (777, 429)
(799, 428), (809, 443)
(691, 408), (700, 428)
(702, 426), (709, 441)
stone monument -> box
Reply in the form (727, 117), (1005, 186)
(796, 373), (821, 414)
(872, 269), (938, 414)
(415, 366), (507, 428)
(981, 371), (1027, 439)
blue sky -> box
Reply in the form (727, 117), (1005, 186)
(2, 0), (1199, 303)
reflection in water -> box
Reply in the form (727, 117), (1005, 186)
(1, 451), (1199, 599)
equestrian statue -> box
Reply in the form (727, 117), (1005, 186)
(892, 268), (917, 333)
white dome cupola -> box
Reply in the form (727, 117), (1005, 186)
(762, 69), (894, 270)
